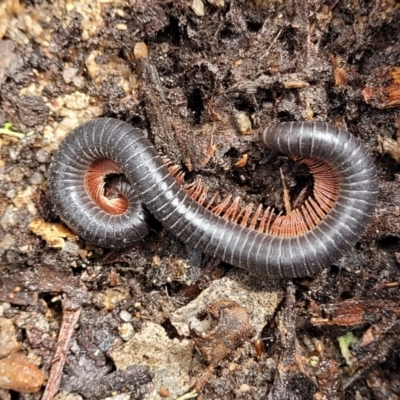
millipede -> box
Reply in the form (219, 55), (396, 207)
(48, 118), (378, 278)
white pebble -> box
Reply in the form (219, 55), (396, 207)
(119, 310), (132, 322)
(62, 67), (79, 84)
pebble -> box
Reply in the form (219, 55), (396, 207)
(0, 317), (20, 357)
(6, 189), (15, 198)
(239, 384), (251, 393)
(9, 166), (25, 182)
(0, 303), (11, 317)
(192, 0), (205, 16)
(0, 234), (15, 250)
(119, 322), (134, 341)
(119, 310), (132, 322)
(62, 241), (81, 256)
(29, 171), (43, 185)
(160, 42), (170, 53)
(134, 42), (148, 60)
(0, 205), (17, 230)
(314, 339), (325, 354)
(36, 148), (50, 163)
(0, 353), (46, 393)
(72, 75), (85, 88)
(62, 67), (79, 84)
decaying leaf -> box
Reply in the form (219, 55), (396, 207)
(29, 218), (78, 248)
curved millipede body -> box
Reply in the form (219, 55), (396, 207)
(49, 118), (378, 278)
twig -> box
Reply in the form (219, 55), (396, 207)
(174, 390), (198, 400)
(42, 304), (82, 400)
(280, 168), (291, 214)
(260, 28), (282, 60)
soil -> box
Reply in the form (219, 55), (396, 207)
(0, 1), (399, 399)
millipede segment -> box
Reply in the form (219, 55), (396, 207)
(179, 156), (339, 238)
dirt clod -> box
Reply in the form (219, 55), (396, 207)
(0, 353), (46, 393)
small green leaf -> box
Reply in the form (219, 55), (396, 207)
(338, 331), (357, 367)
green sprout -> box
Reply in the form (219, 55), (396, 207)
(338, 331), (357, 368)
(0, 122), (25, 139)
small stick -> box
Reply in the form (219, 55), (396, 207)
(280, 168), (291, 214)
(42, 304), (82, 400)
(261, 28), (282, 60)
(174, 390), (198, 400)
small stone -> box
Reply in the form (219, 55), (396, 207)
(314, 340), (325, 354)
(0, 303), (11, 317)
(62, 241), (80, 256)
(160, 42), (170, 53)
(0, 353), (46, 393)
(228, 362), (239, 371)
(0, 317), (20, 357)
(0, 206), (17, 230)
(239, 383), (251, 393)
(119, 322), (134, 341)
(62, 67), (78, 84)
(29, 172), (43, 185)
(6, 189), (15, 198)
(192, 0), (205, 16)
(72, 75), (85, 88)
(134, 42), (148, 60)
(0, 233), (15, 250)
(36, 148), (50, 163)
(19, 245), (29, 253)
(9, 166), (25, 182)
(152, 255), (161, 266)
(119, 310), (132, 322)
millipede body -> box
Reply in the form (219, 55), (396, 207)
(49, 118), (378, 278)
